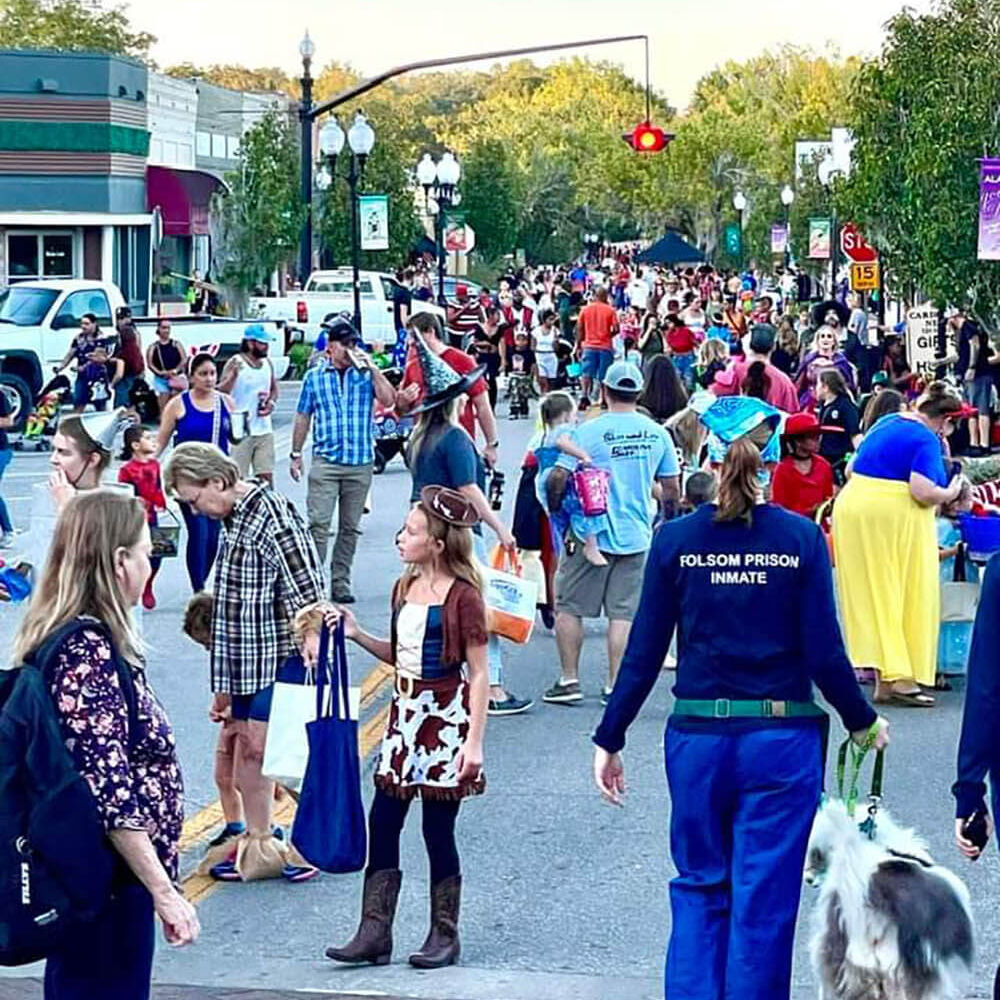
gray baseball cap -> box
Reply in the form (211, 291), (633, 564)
(602, 360), (644, 394)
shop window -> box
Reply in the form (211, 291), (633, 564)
(5, 232), (75, 282)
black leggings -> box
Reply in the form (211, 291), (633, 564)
(367, 788), (461, 883)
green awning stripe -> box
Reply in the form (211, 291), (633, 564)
(0, 121), (149, 156)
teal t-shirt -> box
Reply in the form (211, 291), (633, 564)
(557, 411), (679, 555)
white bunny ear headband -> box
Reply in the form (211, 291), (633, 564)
(188, 343), (220, 357)
(79, 408), (136, 453)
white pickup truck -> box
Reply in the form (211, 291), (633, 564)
(0, 279), (296, 429)
(249, 268), (444, 347)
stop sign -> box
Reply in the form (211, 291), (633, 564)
(840, 222), (878, 263)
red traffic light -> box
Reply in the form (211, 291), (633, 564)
(623, 121), (672, 153)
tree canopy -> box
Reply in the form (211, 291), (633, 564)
(0, 0), (154, 59)
(841, 0), (1000, 317)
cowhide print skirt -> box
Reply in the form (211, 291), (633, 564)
(374, 671), (486, 801)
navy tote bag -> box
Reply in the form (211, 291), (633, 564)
(291, 623), (367, 873)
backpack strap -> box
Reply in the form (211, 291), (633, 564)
(29, 618), (140, 750)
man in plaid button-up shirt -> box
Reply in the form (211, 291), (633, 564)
(290, 314), (396, 601)
(164, 442), (325, 855)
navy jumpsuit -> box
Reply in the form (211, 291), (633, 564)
(595, 503), (876, 1000)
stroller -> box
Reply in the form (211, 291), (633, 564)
(372, 367), (413, 474)
(14, 373), (71, 451)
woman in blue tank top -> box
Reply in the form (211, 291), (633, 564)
(157, 351), (235, 591)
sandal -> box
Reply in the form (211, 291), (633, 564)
(884, 690), (935, 708)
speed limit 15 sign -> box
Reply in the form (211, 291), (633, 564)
(849, 261), (880, 291)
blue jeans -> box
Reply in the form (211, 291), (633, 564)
(473, 531), (503, 687)
(0, 448), (12, 532)
(663, 720), (822, 1000)
(44, 881), (155, 1000)
(114, 374), (136, 409)
(672, 352), (695, 390)
(179, 501), (220, 592)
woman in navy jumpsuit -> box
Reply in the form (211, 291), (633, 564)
(593, 426), (888, 1000)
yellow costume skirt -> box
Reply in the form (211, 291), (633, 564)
(832, 474), (938, 686)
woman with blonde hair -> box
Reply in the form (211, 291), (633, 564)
(13, 489), (198, 997)
(325, 486), (489, 970)
(592, 398), (885, 1000)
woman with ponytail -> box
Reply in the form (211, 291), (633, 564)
(592, 395), (886, 1000)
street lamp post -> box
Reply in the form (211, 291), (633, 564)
(298, 31), (315, 285)
(416, 151), (461, 306)
(319, 112), (376, 336)
(733, 191), (747, 271)
(780, 183), (794, 267)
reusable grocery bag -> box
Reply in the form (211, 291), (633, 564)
(940, 543), (980, 623)
(290, 623), (366, 873)
(483, 547), (538, 644)
(263, 654), (360, 792)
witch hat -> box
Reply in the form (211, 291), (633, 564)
(408, 329), (485, 416)
(79, 407), (136, 453)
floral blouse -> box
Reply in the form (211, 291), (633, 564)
(48, 624), (184, 882)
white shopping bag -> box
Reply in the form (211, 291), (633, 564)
(262, 657), (360, 791)
(482, 547), (539, 644)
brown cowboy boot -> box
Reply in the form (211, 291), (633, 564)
(408, 875), (461, 969)
(326, 869), (402, 965)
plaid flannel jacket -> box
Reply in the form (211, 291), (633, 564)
(211, 482), (325, 695)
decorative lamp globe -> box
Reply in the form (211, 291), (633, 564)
(436, 151), (461, 187)
(347, 112), (375, 156)
(319, 118), (345, 158)
(780, 184), (795, 207)
(416, 153), (437, 187)
(298, 31), (315, 61)
(733, 191), (747, 212)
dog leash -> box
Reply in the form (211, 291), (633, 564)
(836, 723), (885, 835)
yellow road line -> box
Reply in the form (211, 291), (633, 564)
(179, 663), (393, 903)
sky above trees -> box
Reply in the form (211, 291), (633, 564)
(124, 0), (934, 111)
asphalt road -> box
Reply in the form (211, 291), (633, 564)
(0, 389), (997, 1000)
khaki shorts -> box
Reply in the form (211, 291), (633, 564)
(231, 432), (276, 477)
(555, 543), (646, 621)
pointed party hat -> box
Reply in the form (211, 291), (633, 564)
(79, 407), (136, 453)
(408, 328), (485, 416)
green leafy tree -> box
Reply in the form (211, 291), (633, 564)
(459, 139), (519, 263)
(0, 0), (154, 58)
(841, 0), (1000, 318)
(212, 108), (303, 309)
(165, 62), (294, 93)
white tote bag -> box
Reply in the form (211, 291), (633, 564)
(482, 547), (539, 644)
(262, 658), (360, 792)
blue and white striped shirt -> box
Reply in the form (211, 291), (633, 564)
(296, 360), (375, 466)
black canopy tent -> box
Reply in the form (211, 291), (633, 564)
(636, 230), (705, 266)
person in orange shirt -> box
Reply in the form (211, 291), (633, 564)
(574, 287), (619, 403)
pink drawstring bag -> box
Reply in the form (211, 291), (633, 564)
(572, 466), (610, 517)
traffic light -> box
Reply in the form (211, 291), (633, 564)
(623, 121), (672, 153)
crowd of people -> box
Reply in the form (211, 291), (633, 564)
(5, 244), (1000, 1000)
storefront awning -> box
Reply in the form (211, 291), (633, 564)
(146, 166), (225, 237)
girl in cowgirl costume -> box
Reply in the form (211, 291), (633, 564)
(320, 485), (488, 970)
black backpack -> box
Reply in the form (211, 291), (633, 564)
(0, 618), (137, 966)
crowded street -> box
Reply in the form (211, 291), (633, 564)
(0, 393), (998, 999)
(5, 2), (1000, 999)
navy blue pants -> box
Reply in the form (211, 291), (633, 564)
(44, 882), (154, 999)
(179, 500), (220, 593)
(663, 720), (822, 1000)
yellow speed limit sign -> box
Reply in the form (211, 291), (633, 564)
(849, 261), (880, 291)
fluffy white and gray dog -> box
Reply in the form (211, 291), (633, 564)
(803, 799), (974, 1000)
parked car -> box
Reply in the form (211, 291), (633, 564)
(249, 269), (444, 348)
(0, 279), (296, 430)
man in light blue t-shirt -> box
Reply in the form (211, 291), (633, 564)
(543, 361), (681, 706)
